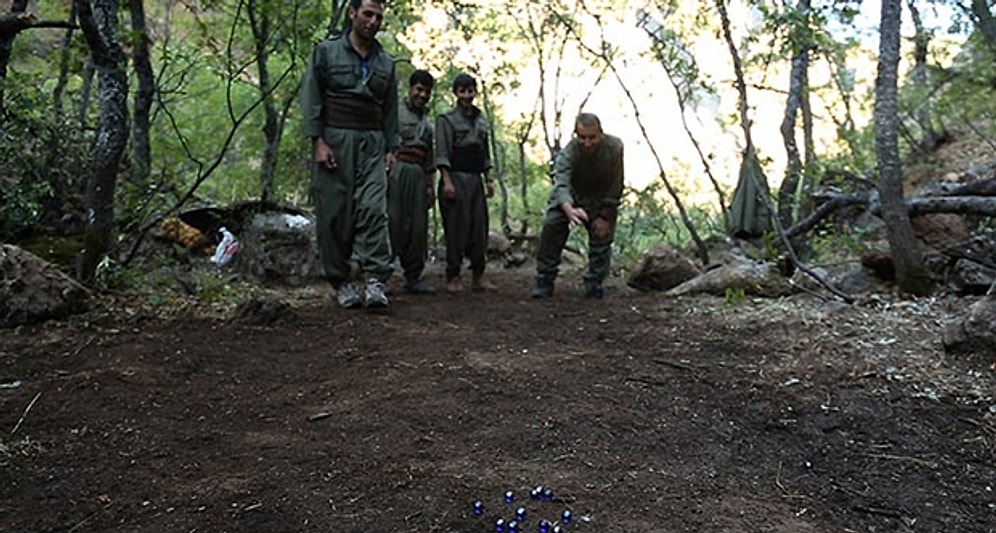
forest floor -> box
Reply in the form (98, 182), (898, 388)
(1, 261), (994, 533)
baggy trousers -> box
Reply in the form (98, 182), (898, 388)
(439, 171), (488, 279)
(535, 201), (615, 283)
(388, 160), (430, 282)
(311, 127), (393, 285)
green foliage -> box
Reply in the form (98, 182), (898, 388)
(930, 35), (996, 137)
(0, 75), (90, 241)
(0, 168), (48, 242)
(93, 251), (263, 309)
(722, 286), (747, 307)
(810, 224), (874, 260)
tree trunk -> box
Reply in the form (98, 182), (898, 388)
(777, 0), (810, 228)
(52, 3), (78, 118)
(129, 0), (154, 185)
(906, 0), (941, 155)
(801, 66), (815, 169)
(967, 0), (996, 54)
(480, 83), (510, 233)
(799, 65), (818, 219)
(76, 0), (130, 284)
(248, 0), (279, 203)
(874, 0), (932, 296)
(0, 1), (30, 113)
(513, 118), (533, 235)
(77, 59), (95, 127)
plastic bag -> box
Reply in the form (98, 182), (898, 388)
(211, 226), (240, 267)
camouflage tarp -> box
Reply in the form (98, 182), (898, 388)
(728, 145), (773, 238)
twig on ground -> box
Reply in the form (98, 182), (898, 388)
(625, 376), (667, 387)
(67, 502), (113, 533)
(775, 461), (788, 493)
(653, 359), (697, 372)
(852, 505), (902, 519)
(11, 392), (41, 435)
(862, 453), (938, 469)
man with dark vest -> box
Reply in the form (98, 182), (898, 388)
(435, 73), (498, 294)
(532, 113), (624, 300)
(390, 69), (437, 295)
(300, 0), (398, 309)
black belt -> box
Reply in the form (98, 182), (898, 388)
(322, 95), (383, 130)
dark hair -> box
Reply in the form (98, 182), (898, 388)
(342, 0), (385, 34)
(576, 112), (602, 130)
(410, 70), (434, 89)
(452, 73), (477, 91)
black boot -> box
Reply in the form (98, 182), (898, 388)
(583, 280), (604, 300)
(531, 275), (555, 299)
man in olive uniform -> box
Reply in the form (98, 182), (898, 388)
(389, 69), (436, 295)
(435, 73), (498, 293)
(532, 113), (624, 300)
(300, 0), (398, 309)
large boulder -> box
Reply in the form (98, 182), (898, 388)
(234, 212), (322, 285)
(1, 244), (91, 327)
(627, 244), (701, 292)
(943, 292), (996, 359)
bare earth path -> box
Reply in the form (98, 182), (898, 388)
(1, 269), (994, 532)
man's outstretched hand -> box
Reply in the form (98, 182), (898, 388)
(561, 203), (589, 230)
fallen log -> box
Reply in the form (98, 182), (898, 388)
(905, 196), (996, 216)
(785, 191), (996, 239)
(924, 176), (996, 197)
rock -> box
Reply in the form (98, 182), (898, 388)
(665, 258), (793, 298)
(912, 214), (970, 250)
(949, 258), (996, 295)
(504, 251), (529, 268)
(939, 231), (996, 267)
(235, 212), (322, 285)
(861, 251), (895, 281)
(488, 230), (512, 255)
(0, 244), (91, 327)
(627, 244), (701, 292)
(943, 293), (996, 359)
(789, 266), (831, 292)
(922, 251), (951, 282)
(837, 267), (882, 295)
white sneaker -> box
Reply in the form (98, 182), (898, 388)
(364, 278), (390, 308)
(336, 282), (362, 309)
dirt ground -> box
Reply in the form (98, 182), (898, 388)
(1, 263), (994, 533)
